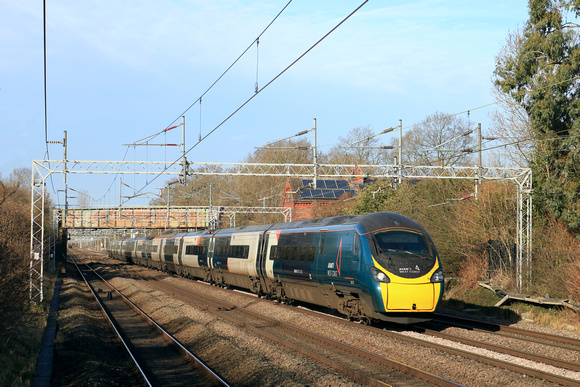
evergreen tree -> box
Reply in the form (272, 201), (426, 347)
(494, 0), (580, 229)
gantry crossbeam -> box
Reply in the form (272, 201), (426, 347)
(34, 159), (530, 184)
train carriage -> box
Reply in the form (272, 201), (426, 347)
(121, 238), (139, 263)
(160, 233), (188, 273)
(108, 239), (123, 260)
(148, 236), (165, 270)
(180, 231), (213, 281)
(261, 215), (384, 322)
(208, 226), (266, 292)
(133, 236), (154, 266)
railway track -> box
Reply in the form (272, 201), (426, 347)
(69, 252), (228, 387)
(82, 250), (580, 386)
(83, 257), (457, 386)
(432, 312), (580, 349)
(416, 314), (580, 372)
(410, 323), (580, 372)
(138, 274), (459, 386)
(292, 302), (580, 386)
(280, 300), (580, 386)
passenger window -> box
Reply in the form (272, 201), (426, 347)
(270, 245), (279, 260)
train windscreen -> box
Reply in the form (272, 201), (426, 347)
(372, 230), (436, 278)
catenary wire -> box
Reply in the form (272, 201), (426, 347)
(141, 0), (295, 145)
(99, 4), (580, 205)
(112, 0), (294, 205)
(42, 0), (59, 202)
(126, 1), (370, 202)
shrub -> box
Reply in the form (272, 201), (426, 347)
(354, 179), (476, 277)
(533, 218), (580, 299)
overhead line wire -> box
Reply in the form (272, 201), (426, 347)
(158, 0), (294, 138)
(187, 0), (369, 153)
(43, 0), (49, 157)
(42, 0), (59, 202)
(343, 73), (580, 150)
(118, 0), (296, 203)
(129, 0), (369, 200)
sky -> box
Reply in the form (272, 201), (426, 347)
(0, 0), (530, 207)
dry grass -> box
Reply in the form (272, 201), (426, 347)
(509, 303), (580, 332)
(565, 258), (580, 301)
(458, 253), (488, 289)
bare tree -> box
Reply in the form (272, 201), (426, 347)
(0, 169), (38, 350)
(154, 138), (315, 226)
(489, 29), (534, 168)
(75, 189), (92, 207)
(392, 112), (476, 166)
(327, 125), (389, 165)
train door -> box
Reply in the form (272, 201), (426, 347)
(207, 235), (215, 268)
(198, 234), (210, 267)
(178, 237), (184, 266)
(163, 239), (172, 263)
(149, 237), (163, 269)
(256, 231), (268, 293)
(176, 236), (185, 274)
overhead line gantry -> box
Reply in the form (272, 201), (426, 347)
(30, 152), (532, 303)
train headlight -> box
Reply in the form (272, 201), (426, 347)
(430, 268), (444, 283)
(370, 267), (390, 283)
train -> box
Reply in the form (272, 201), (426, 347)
(107, 212), (444, 324)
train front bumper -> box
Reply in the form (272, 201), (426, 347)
(375, 269), (443, 313)
(384, 283), (438, 311)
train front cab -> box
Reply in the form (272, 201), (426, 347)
(363, 225), (444, 324)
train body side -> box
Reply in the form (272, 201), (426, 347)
(108, 212), (443, 323)
(179, 231), (212, 281)
(207, 227), (266, 293)
(260, 221), (362, 309)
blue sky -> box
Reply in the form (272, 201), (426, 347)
(1, 0), (529, 207)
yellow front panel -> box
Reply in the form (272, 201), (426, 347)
(386, 283), (435, 311)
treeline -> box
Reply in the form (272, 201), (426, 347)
(0, 169), (34, 334)
(152, 112), (479, 227)
(0, 168), (48, 384)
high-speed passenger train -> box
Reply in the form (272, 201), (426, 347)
(108, 212), (444, 324)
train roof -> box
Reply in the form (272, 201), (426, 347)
(268, 215), (356, 231)
(348, 212), (427, 234)
(266, 212), (428, 234)
(112, 213), (428, 241)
